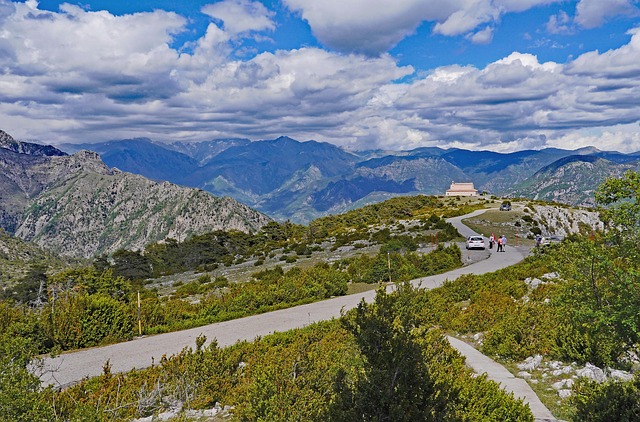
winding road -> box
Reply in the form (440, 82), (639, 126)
(38, 209), (557, 421)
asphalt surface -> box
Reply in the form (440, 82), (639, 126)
(38, 208), (557, 421)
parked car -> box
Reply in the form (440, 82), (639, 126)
(536, 234), (563, 246)
(466, 236), (486, 250)
(499, 203), (512, 211)
(541, 235), (563, 246)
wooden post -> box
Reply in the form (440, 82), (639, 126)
(137, 291), (142, 336)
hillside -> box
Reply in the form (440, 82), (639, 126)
(0, 227), (73, 288)
(55, 135), (640, 223)
(0, 131), (271, 258)
(507, 155), (640, 207)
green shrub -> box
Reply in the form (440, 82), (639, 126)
(572, 376), (640, 422)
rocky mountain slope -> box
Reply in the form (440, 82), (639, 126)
(0, 131), (270, 258)
(508, 155), (640, 207)
(55, 135), (640, 223)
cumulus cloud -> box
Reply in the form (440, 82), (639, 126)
(1, 1), (640, 153)
(0, 1), (187, 104)
(201, 0), (275, 35)
(566, 27), (640, 77)
(283, 0), (561, 55)
(575, 0), (639, 28)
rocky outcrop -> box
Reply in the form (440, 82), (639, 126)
(530, 204), (604, 237)
(0, 132), (271, 258)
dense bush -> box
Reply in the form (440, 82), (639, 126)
(572, 376), (640, 422)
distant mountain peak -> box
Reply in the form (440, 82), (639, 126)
(575, 146), (603, 154)
(0, 129), (67, 157)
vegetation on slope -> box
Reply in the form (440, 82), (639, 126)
(3, 285), (533, 421)
(0, 194), (468, 355)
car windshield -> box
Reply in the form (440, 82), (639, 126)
(469, 237), (483, 241)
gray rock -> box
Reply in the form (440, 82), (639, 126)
(517, 355), (543, 371)
(558, 389), (572, 399)
(577, 363), (606, 383)
(518, 371), (532, 379)
(525, 277), (543, 289)
(551, 365), (574, 377)
(608, 368), (634, 382)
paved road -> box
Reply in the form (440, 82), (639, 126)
(38, 209), (556, 421)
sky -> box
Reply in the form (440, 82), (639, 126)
(1, 0), (640, 152)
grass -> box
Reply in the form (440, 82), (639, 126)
(500, 360), (575, 421)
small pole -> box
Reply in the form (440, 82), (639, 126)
(387, 251), (392, 283)
(137, 291), (142, 336)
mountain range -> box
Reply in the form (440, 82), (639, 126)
(59, 136), (640, 222)
(0, 130), (270, 258)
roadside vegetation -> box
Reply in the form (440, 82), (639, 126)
(4, 285), (534, 421)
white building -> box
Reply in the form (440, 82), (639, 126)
(445, 182), (478, 197)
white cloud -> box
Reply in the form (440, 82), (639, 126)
(547, 124), (640, 153)
(283, 0), (561, 54)
(0, 1), (187, 104)
(467, 26), (494, 44)
(575, 0), (639, 28)
(1, 1), (640, 153)
(546, 10), (573, 34)
(566, 26), (640, 77)
(201, 0), (275, 35)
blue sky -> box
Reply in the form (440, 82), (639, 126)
(1, 0), (640, 152)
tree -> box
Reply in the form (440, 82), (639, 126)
(335, 283), (448, 421)
(595, 170), (640, 247)
(0, 335), (54, 421)
(5, 266), (48, 306)
(111, 249), (152, 281)
(547, 172), (640, 366)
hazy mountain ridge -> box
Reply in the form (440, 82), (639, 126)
(0, 132), (271, 258)
(53, 135), (640, 222)
(0, 130), (67, 157)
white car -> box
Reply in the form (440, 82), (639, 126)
(466, 236), (486, 250)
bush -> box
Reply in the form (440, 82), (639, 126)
(572, 376), (640, 421)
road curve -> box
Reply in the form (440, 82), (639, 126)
(38, 209), (556, 421)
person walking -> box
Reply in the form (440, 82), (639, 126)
(501, 235), (507, 251)
(497, 235), (503, 252)
(489, 233), (495, 249)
